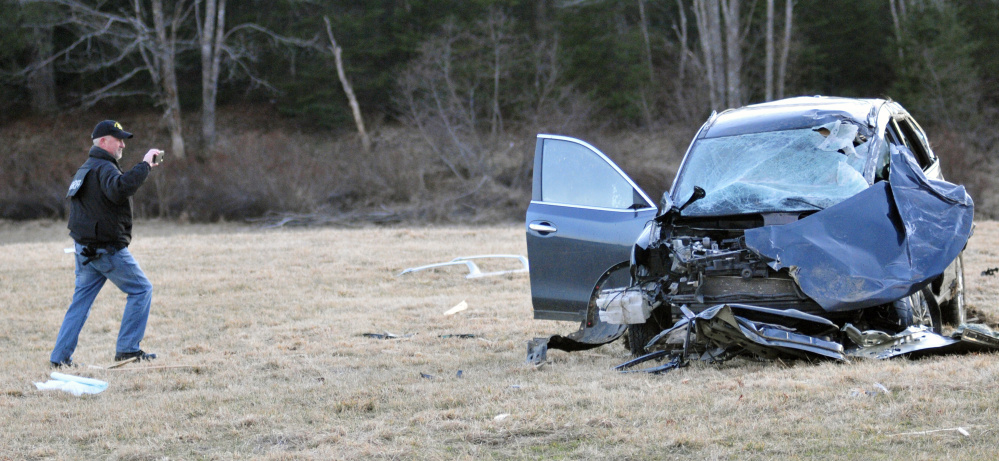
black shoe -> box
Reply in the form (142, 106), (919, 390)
(114, 350), (157, 362)
(50, 358), (75, 368)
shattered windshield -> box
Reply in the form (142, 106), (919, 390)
(673, 121), (873, 216)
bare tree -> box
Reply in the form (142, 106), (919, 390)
(691, 0), (748, 110)
(777, 0), (793, 99)
(10, 3), (60, 113)
(530, 35), (562, 119)
(324, 16), (371, 153)
(394, 16), (538, 180)
(195, 0), (226, 147)
(26, 23), (58, 113)
(481, 8), (515, 138)
(526, 32), (594, 133)
(18, 0), (191, 158)
(693, 0), (728, 110)
(635, 0), (657, 127)
(638, 0), (655, 85)
(671, 0), (708, 122)
(673, 0), (689, 89)
(395, 26), (478, 180)
(194, 1), (317, 149)
(765, 0), (774, 101)
(721, 0), (742, 108)
(889, 0), (907, 61)
(149, 0), (186, 159)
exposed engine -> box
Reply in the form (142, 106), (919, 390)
(632, 219), (820, 317)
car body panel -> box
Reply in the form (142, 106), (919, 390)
(744, 145), (974, 311)
(526, 135), (656, 321)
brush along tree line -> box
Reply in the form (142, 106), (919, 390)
(1, 0), (998, 221)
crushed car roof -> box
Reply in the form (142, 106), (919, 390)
(701, 96), (882, 139)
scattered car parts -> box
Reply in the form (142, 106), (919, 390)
(362, 332), (414, 340)
(398, 255), (529, 279)
(617, 309), (999, 374)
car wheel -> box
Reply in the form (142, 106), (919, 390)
(907, 287), (942, 334)
(941, 254), (966, 326)
(627, 307), (672, 357)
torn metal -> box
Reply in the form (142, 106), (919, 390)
(362, 332), (413, 340)
(614, 305), (999, 374)
(526, 338), (548, 365)
(526, 320), (628, 364)
(527, 312), (629, 365)
(744, 145), (974, 312)
(847, 323), (999, 359)
(618, 304), (846, 373)
(398, 255), (529, 279)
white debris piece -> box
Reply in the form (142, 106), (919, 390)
(34, 372), (108, 396)
(444, 300), (469, 316)
(398, 255), (529, 279)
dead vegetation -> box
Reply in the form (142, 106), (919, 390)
(1, 220), (998, 459)
(2, 103), (995, 227)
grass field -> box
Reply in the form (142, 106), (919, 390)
(2, 220), (998, 460)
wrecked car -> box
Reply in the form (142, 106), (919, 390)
(526, 96), (982, 365)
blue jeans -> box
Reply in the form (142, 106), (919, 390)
(50, 243), (153, 363)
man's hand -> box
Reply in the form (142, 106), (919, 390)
(143, 149), (164, 167)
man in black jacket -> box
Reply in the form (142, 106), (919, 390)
(50, 120), (162, 367)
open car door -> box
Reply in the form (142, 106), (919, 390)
(526, 134), (658, 323)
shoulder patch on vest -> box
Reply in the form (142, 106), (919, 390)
(67, 166), (92, 198)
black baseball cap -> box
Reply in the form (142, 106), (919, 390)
(91, 120), (134, 139)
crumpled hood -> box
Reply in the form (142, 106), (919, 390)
(744, 145), (974, 312)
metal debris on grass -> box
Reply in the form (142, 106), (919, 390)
(398, 255), (529, 279)
(890, 427), (972, 438)
(362, 332), (414, 340)
(848, 382), (890, 397)
(608, 305), (999, 374)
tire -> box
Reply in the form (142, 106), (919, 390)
(941, 254), (966, 327)
(900, 287), (942, 333)
(627, 306), (673, 356)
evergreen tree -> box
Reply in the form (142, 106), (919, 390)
(889, 1), (982, 130)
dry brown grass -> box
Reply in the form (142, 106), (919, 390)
(2, 220), (998, 460)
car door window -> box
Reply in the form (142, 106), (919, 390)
(541, 138), (650, 210)
(891, 116), (933, 169)
(886, 119), (905, 148)
(901, 117), (937, 163)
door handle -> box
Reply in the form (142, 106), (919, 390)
(529, 222), (557, 235)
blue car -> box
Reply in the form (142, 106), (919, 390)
(526, 96), (973, 357)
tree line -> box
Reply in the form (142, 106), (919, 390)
(1, 0), (998, 220)
(3, 0), (997, 140)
